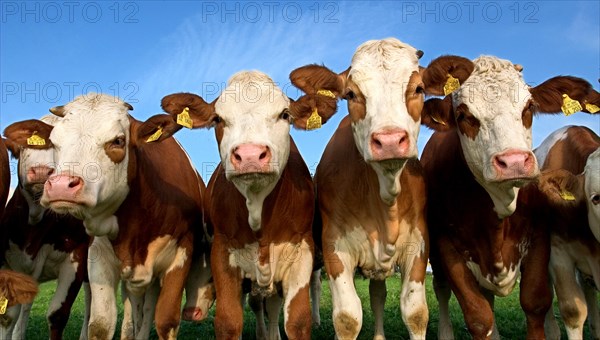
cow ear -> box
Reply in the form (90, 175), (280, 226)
(537, 169), (585, 207)
(288, 64), (346, 130)
(136, 114), (183, 144)
(529, 76), (600, 115)
(3, 119), (53, 155)
(0, 270), (39, 307)
(421, 55), (474, 96)
(421, 96), (455, 131)
(161, 93), (217, 129)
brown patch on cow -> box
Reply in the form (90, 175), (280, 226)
(0, 139), (9, 218)
(285, 283), (311, 339)
(289, 64), (344, 96)
(405, 71), (425, 122)
(161, 93), (217, 128)
(421, 55), (475, 96)
(405, 306), (428, 335)
(289, 93), (338, 129)
(521, 99), (535, 129)
(346, 78), (367, 122)
(3, 119), (54, 151)
(334, 311), (360, 339)
(541, 126), (600, 173)
(455, 104), (481, 140)
(421, 96), (455, 131)
(88, 318), (110, 340)
(530, 76), (600, 114)
(104, 136), (126, 163)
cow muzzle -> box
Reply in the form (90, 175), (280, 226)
(489, 149), (538, 182)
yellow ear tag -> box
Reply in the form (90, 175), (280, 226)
(443, 74), (460, 96)
(585, 102), (600, 113)
(561, 94), (582, 116)
(316, 89), (336, 99)
(559, 190), (576, 201)
(306, 107), (322, 130)
(176, 107), (193, 129)
(27, 131), (46, 146)
(431, 115), (447, 126)
(0, 296), (7, 315)
(146, 126), (163, 143)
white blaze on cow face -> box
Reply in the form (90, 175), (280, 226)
(215, 71), (291, 230)
(40, 94), (131, 231)
(347, 38), (424, 204)
(584, 149), (600, 242)
(453, 56), (539, 218)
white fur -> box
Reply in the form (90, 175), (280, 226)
(454, 56), (539, 218)
(584, 148), (600, 242)
(349, 38), (422, 205)
(40, 93), (131, 231)
(215, 71), (291, 231)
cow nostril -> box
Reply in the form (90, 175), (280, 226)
(399, 135), (407, 144)
(69, 177), (81, 188)
(495, 157), (507, 169)
(234, 153), (242, 162)
(373, 138), (382, 147)
(259, 151), (268, 160)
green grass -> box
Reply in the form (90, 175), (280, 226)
(25, 274), (598, 339)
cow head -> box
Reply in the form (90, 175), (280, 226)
(3, 93), (179, 237)
(421, 56), (600, 218)
(537, 159), (600, 243)
(4, 115), (60, 224)
(289, 38), (472, 204)
(161, 71), (321, 231)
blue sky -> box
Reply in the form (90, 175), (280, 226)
(1, 1), (599, 184)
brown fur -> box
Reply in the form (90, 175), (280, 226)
(455, 104), (481, 140)
(421, 55), (475, 96)
(530, 76), (600, 114)
(422, 130), (552, 339)
(542, 126), (600, 173)
(3, 120), (54, 153)
(161, 93), (216, 128)
(0, 270), (38, 307)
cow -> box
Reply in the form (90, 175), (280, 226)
(419, 55), (600, 339)
(287, 38), (480, 339)
(159, 70), (327, 339)
(532, 126), (600, 339)
(2, 114), (91, 340)
(3, 93), (209, 340)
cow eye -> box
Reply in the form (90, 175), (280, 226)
(344, 90), (356, 101)
(592, 194), (600, 205)
(111, 136), (126, 148)
(279, 109), (291, 121)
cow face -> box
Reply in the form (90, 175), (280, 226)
(4, 115), (60, 224)
(162, 71), (320, 231)
(422, 56), (600, 218)
(37, 94), (132, 223)
(585, 149), (600, 241)
(289, 38), (473, 204)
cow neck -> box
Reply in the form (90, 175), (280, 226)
(234, 177), (278, 233)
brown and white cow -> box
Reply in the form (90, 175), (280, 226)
(4, 93), (209, 340)
(288, 38), (476, 339)
(160, 70), (323, 339)
(2, 114), (91, 340)
(533, 126), (600, 339)
(419, 56), (600, 339)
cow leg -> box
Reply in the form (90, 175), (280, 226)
(12, 302), (31, 339)
(438, 240), (494, 339)
(80, 282), (91, 340)
(310, 269), (322, 326)
(544, 307), (561, 340)
(265, 293), (283, 340)
(481, 289), (500, 340)
(0, 304), (21, 339)
(139, 279), (160, 339)
(433, 275), (454, 340)
(326, 254), (362, 339)
(369, 279), (386, 340)
(213, 238), (243, 340)
(248, 294), (267, 340)
(583, 279), (600, 339)
(400, 232), (429, 340)
(47, 255), (85, 340)
(153, 252), (191, 340)
(520, 233), (552, 340)
(550, 259), (586, 339)
(120, 283), (134, 340)
(281, 243), (312, 340)
(87, 236), (120, 340)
